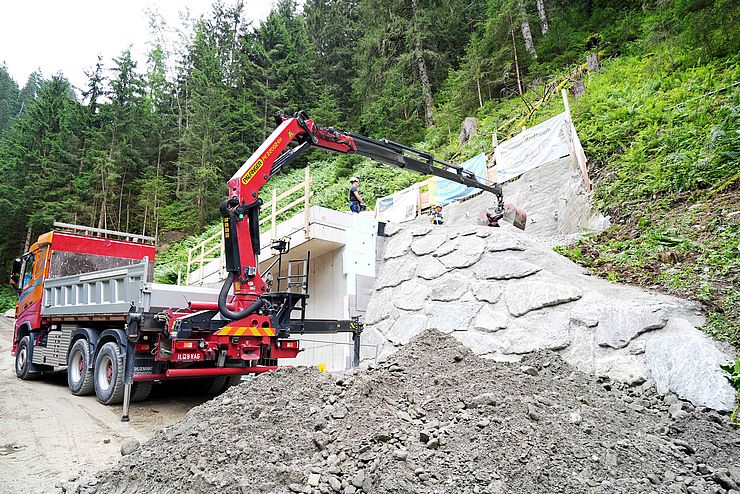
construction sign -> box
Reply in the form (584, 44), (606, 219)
(493, 111), (586, 183)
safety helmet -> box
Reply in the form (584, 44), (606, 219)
(350, 177), (359, 183)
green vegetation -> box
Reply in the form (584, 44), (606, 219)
(0, 286), (16, 313)
(722, 360), (740, 424)
(0, 0), (736, 343)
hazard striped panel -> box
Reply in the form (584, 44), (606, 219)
(214, 326), (276, 337)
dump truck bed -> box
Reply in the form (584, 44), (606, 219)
(41, 261), (220, 317)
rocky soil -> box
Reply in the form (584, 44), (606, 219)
(74, 330), (740, 494)
(362, 221), (736, 412)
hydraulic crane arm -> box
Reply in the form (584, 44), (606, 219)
(218, 111), (525, 321)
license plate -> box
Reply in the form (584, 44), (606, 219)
(173, 352), (203, 361)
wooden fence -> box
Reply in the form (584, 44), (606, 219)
(186, 166), (313, 285)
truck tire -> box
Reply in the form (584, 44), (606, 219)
(94, 342), (125, 405)
(222, 375), (243, 392)
(131, 381), (154, 402)
(15, 336), (38, 380)
(67, 339), (94, 395)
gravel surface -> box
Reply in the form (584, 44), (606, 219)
(75, 330), (740, 494)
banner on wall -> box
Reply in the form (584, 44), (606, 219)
(428, 153), (488, 206)
(493, 112), (574, 182)
(375, 184), (419, 223)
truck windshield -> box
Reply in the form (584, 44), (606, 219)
(48, 251), (140, 279)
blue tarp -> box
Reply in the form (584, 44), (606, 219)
(428, 153), (488, 206)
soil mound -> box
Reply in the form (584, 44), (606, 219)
(76, 330), (740, 494)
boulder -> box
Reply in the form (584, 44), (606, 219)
(491, 312), (571, 354)
(473, 305), (508, 332)
(593, 305), (668, 349)
(384, 231), (413, 259)
(411, 233), (447, 256)
(474, 257), (541, 280)
(387, 314), (428, 346)
(426, 302), (479, 333)
(429, 273), (470, 302)
(376, 257), (417, 288)
(438, 236), (486, 269)
(415, 257), (448, 280)
(471, 280), (502, 304)
(393, 281), (431, 311)
(364, 289), (399, 325)
(504, 281), (583, 317)
(645, 319), (736, 412)
(487, 233), (526, 252)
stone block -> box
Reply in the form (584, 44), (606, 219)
(474, 256), (541, 280)
(504, 281), (583, 317)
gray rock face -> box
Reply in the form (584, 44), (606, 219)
(493, 312), (571, 354)
(487, 233), (526, 252)
(376, 258), (417, 289)
(453, 329), (501, 355)
(433, 239), (458, 257)
(473, 305), (507, 332)
(429, 273), (470, 302)
(364, 289), (398, 325)
(383, 222), (401, 237)
(474, 257), (541, 280)
(504, 281), (583, 317)
(471, 280), (502, 304)
(393, 281), (431, 311)
(438, 236), (486, 269)
(427, 302), (479, 333)
(415, 257), (448, 280)
(593, 305), (668, 349)
(411, 225), (431, 237)
(593, 354), (648, 386)
(411, 233), (446, 256)
(645, 319), (736, 412)
(386, 314), (428, 346)
(384, 231), (413, 259)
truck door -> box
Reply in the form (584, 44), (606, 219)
(14, 246), (47, 336)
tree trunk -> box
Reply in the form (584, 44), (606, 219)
(518, 0), (537, 59)
(415, 46), (434, 127)
(536, 0), (549, 35)
(411, 0), (434, 127)
(23, 224), (33, 253)
(510, 14), (523, 96)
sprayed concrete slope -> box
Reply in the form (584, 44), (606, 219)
(361, 159), (736, 412)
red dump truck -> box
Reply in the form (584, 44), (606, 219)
(8, 222), (309, 413)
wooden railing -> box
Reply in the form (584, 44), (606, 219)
(186, 166), (313, 285)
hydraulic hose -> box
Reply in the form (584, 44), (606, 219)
(218, 272), (265, 320)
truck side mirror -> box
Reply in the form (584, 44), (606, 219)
(10, 258), (22, 293)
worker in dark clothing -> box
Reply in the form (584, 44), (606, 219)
(430, 204), (445, 225)
(349, 177), (365, 213)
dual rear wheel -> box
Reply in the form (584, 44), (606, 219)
(67, 340), (151, 405)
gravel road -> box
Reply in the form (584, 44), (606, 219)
(0, 316), (209, 494)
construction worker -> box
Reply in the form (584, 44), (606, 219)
(430, 204), (445, 225)
(349, 177), (365, 213)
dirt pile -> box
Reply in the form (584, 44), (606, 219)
(75, 330), (740, 494)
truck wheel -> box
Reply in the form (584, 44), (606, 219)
(15, 336), (38, 380)
(67, 339), (94, 395)
(222, 375), (243, 392)
(131, 381), (154, 402)
(94, 342), (125, 405)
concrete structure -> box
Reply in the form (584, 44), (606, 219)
(187, 205), (383, 371)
